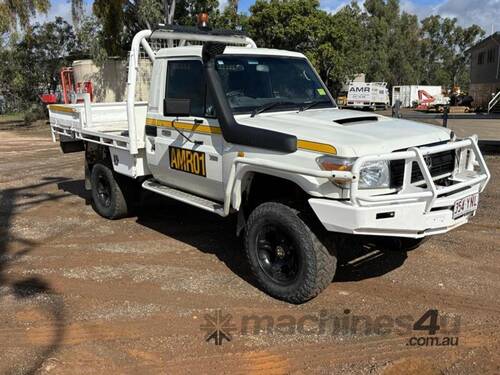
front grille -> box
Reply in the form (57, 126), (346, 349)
(390, 149), (456, 187)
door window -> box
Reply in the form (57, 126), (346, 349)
(165, 60), (213, 117)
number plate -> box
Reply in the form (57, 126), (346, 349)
(453, 193), (479, 219)
(169, 146), (206, 177)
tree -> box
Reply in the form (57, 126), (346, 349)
(248, 0), (323, 51)
(93, 0), (221, 58)
(420, 15), (484, 89)
(247, 0), (366, 94)
(174, 0), (219, 26)
(0, 0), (49, 33)
(389, 11), (423, 85)
(74, 14), (104, 58)
(311, 2), (367, 92)
(71, 0), (84, 26)
(221, 0), (239, 27)
(92, 0), (125, 57)
(0, 17), (80, 111)
(363, 0), (417, 86)
(164, 0), (175, 24)
(22, 17), (79, 92)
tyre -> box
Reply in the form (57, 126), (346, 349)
(90, 163), (132, 219)
(244, 202), (337, 304)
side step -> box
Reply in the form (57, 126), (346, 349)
(142, 179), (226, 217)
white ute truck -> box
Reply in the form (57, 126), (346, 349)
(346, 82), (389, 110)
(48, 26), (490, 303)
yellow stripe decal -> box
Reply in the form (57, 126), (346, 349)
(297, 140), (337, 155)
(147, 118), (335, 154)
(146, 118), (222, 135)
(48, 105), (76, 114)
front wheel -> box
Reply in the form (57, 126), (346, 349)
(244, 202), (337, 304)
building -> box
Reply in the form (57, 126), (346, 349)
(71, 58), (151, 103)
(467, 32), (500, 109)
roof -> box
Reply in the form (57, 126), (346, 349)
(466, 32), (500, 53)
(155, 46), (305, 59)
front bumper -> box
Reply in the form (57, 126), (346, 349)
(309, 182), (480, 238)
(309, 136), (490, 238)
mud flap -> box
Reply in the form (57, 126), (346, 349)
(84, 159), (91, 190)
(60, 135), (84, 153)
(236, 207), (246, 237)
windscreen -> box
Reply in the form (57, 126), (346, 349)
(214, 55), (335, 114)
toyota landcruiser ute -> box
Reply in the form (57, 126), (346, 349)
(48, 25), (490, 303)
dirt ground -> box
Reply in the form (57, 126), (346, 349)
(1, 125), (499, 375)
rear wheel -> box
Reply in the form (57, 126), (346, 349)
(90, 163), (133, 219)
(244, 202), (337, 304)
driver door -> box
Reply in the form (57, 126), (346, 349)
(146, 58), (224, 201)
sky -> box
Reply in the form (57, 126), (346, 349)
(39, 0), (500, 36)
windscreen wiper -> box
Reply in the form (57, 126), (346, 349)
(250, 101), (298, 118)
(300, 100), (331, 112)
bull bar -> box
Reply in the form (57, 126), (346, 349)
(349, 136), (490, 211)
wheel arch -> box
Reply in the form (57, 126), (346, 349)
(234, 169), (312, 236)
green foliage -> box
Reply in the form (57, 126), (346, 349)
(23, 104), (46, 124)
(246, 0), (483, 93)
(136, 0), (165, 28)
(222, 0), (239, 27)
(248, 0), (322, 51)
(174, 0), (219, 26)
(93, 0), (221, 57)
(420, 15), (484, 89)
(71, 0), (84, 26)
(312, 2), (367, 91)
(0, 0), (50, 33)
(74, 15), (103, 58)
(21, 17), (78, 92)
(93, 0), (125, 57)
(0, 17), (88, 111)
(0, 112), (26, 122)
(247, 0), (367, 93)
(363, 0), (422, 86)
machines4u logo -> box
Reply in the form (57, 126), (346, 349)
(200, 309), (237, 346)
(407, 309), (460, 347)
(200, 309), (460, 347)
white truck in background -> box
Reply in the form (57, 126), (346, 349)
(392, 85), (449, 109)
(346, 82), (390, 110)
(48, 26), (490, 304)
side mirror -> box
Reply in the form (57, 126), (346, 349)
(164, 98), (191, 117)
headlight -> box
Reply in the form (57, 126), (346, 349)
(316, 156), (356, 187)
(359, 160), (390, 189)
